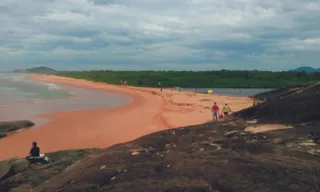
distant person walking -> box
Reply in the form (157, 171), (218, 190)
(211, 102), (220, 121)
(223, 103), (231, 120)
(158, 82), (163, 92)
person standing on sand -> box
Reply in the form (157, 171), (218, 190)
(211, 102), (220, 120)
(223, 103), (231, 120)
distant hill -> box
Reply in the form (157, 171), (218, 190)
(291, 66), (320, 73)
(13, 66), (57, 74)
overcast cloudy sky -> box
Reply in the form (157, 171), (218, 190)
(0, 0), (319, 71)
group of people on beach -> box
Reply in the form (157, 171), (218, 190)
(120, 80), (127, 85)
(252, 97), (268, 106)
(211, 102), (232, 121)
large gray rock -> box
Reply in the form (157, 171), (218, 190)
(0, 132), (7, 138)
(8, 158), (28, 174)
(0, 161), (11, 180)
(0, 120), (35, 139)
(0, 120), (34, 132)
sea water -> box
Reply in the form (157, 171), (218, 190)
(0, 73), (132, 127)
(0, 73), (72, 105)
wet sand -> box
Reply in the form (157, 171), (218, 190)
(0, 75), (252, 160)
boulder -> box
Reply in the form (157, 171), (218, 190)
(0, 161), (11, 180)
(0, 120), (35, 132)
(0, 132), (7, 138)
(9, 159), (28, 174)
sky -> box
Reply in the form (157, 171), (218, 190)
(0, 0), (320, 71)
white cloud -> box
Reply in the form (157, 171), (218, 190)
(45, 11), (90, 22)
(278, 38), (320, 51)
(0, 0), (319, 70)
(0, 46), (23, 55)
(23, 34), (92, 44)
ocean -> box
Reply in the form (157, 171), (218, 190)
(0, 73), (133, 126)
(0, 73), (72, 105)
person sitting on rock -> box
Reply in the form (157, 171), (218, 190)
(26, 142), (40, 164)
(30, 142), (40, 157)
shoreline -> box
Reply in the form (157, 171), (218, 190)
(0, 73), (133, 128)
(0, 74), (252, 160)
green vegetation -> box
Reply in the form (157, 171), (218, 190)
(57, 70), (320, 88)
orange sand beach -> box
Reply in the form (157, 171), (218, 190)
(0, 75), (252, 160)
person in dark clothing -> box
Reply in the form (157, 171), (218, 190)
(26, 142), (40, 164)
(29, 142), (40, 157)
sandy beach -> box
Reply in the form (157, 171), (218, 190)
(0, 75), (252, 160)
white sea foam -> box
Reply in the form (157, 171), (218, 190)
(42, 82), (62, 90)
(10, 75), (27, 82)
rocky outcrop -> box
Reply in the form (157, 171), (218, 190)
(0, 158), (28, 181)
(0, 161), (11, 180)
(0, 120), (35, 139)
(0, 149), (102, 192)
(1, 120), (319, 192)
(0, 132), (7, 138)
(234, 83), (320, 123)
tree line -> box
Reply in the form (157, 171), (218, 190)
(56, 70), (320, 88)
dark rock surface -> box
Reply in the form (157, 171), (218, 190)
(0, 132), (7, 138)
(1, 120), (319, 192)
(0, 120), (35, 138)
(0, 149), (102, 192)
(234, 83), (320, 123)
(0, 161), (11, 180)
